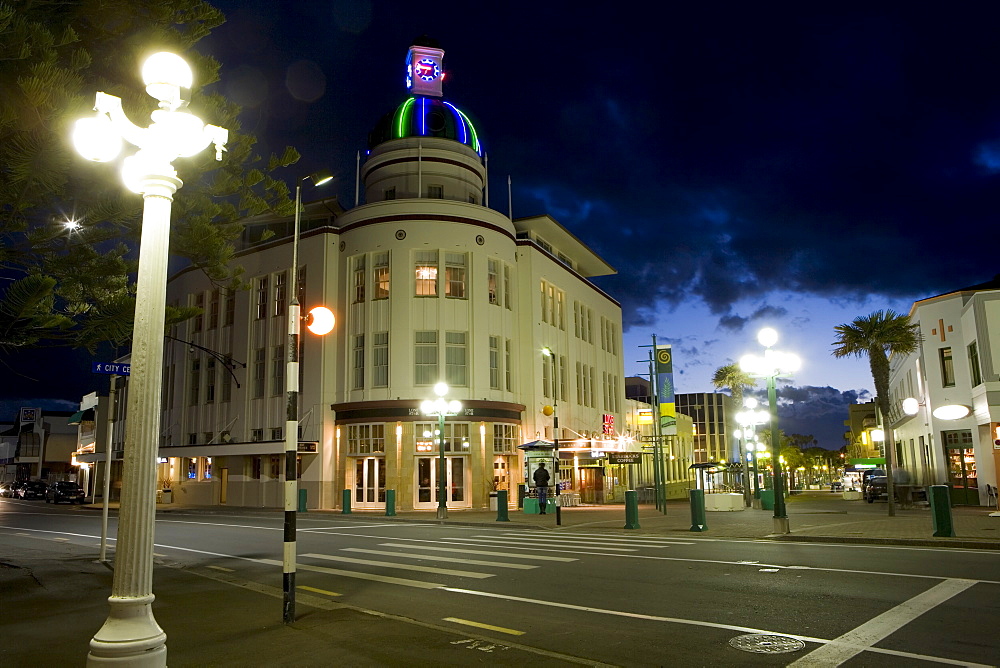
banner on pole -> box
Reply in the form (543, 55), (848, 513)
(655, 345), (676, 432)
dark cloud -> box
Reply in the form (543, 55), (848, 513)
(746, 385), (873, 449)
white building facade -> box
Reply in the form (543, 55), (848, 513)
(887, 278), (1000, 506)
(156, 39), (629, 511)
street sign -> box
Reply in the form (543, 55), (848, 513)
(92, 362), (130, 376)
(607, 452), (643, 464)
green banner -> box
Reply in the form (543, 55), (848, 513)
(655, 345), (676, 430)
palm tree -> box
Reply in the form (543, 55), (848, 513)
(712, 363), (756, 406)
(832, 309), (920, 516)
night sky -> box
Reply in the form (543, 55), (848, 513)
(4, 2), (1000, 449)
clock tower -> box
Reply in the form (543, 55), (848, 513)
(406, 36), (445, 98)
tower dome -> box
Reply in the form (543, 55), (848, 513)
(368, 96), (481, 154)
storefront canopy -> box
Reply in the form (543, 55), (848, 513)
(518, 439), (555, 451)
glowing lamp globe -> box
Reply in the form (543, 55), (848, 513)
(73, 115), (122, 162)
(142, 52), (193, 102)
(902, 398), (919, 415)
(433, 382), (449, 397)
(542, 405), (554, 417)
(757, 327), (778, 348)
(305, 306), (335, 335)
(932, 404), (970, 420)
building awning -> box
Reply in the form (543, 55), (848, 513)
(67, 408), (95, 425)
(518, 439), (555, 451)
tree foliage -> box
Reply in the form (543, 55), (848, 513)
(711, 362), (756, 406)
(0, 0), (300, 354)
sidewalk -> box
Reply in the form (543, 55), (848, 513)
(145, 489), (1000, 549)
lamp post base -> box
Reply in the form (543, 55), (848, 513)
(772, 517), (790, 535)
(436, 506), (448, 520)
(87, 595), (166, 667)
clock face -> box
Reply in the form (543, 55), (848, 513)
(414, 58), (441, 81)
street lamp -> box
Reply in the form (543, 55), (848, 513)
(739, 327), (800, 534)
(542, 346), (562, 525)
(421, 382), (462, 519)
(74, 52), (227, 666)
(283, 170), (334, 624)
(735, 398), (769, 502)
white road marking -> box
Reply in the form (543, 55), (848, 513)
(343, 548), (538, 569)
(502, 531), (693, 545)
(299, 524), (436, 531)
(460, 537), (636, 551)
(787, 578), (979, 667)
(302, 553), (494, 579)
(256, 557), (442, 589)
(377, 543), (577, 562)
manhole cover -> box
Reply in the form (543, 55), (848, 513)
(729, 634), (806, 654)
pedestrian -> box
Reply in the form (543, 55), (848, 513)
(533, 462), (551, 514)
(892, 465), (912, 508)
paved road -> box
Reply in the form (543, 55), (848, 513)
(2, 498), (998, 666)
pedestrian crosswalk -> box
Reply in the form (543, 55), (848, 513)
(286, 531), (691, 591)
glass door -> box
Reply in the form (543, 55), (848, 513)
(414, 456), (468, 509)
(353, 457), (386, 508)
(945, 429), (978, 505)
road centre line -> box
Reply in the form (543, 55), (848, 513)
(460, 537), (637, 551)
(442, 617), (525, 636)
(787, 578), (979, 667)
(302, 553), (494, 578)
(377, 543), (577, 561)
(442, 586), (992, 668)
(342, 548), (538, 569)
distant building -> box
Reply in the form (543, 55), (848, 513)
(0, 407), (78, 482)
(843, 400), (880, 461)
(673, 393), (737, 465)
(887, 276), (1000, 505)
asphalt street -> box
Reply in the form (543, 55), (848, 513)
(2, 498), (998, 667)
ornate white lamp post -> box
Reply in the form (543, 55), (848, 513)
(740, 327), (800, 535)
(74, 52), (227, 666)
(421, 382), (462, 519)
(735, 398), (770, 502)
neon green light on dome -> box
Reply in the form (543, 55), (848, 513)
(394, 97), (416, 139)
(451, 105), (481, 154)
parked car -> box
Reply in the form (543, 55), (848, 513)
(17, 480), (48, 500)
(46, 481), (85, 504)
(0, 481), (18, 497)
(861, 469), (886, 499)
(865, 476), (888, 503)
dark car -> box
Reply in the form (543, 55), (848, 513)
(0, 481), (17, 497)
(17, 480), (48, 500)
(46, 481), (85, 504)
(865, 476), (888, 503)
(861, 469), (886, 498)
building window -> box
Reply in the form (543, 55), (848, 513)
(271, 427), (282, 441)
(542, 354), (552, 398)
(251, 428), (264, 442)
(505, 339), (512, 391)
(224, 288), (235, 326)
(417, 422), (470, 452)
(468, 193), (478, 204)
(576, 361), (583, 404)
(274, 271), (286, 317)
(503, 265), (511, 309)
(968, 341), (982, 386)
(348, 423), (385, 454)
(271, 345), (284, 396)
(187, 457), (197, 477)
(445, 331), (468, 386)
(415, 250), (438, 296)
(188, 433), (197, 446)
(353, 334), (365, 390)
(940, 347), (955, 387)
(193, 293), (204, 332)
(445, 253), (467, 298)
(373, 331), (389, 387)
(536, 236), (552, 254)
(209, 289), (220, 329)
(250, 457), (262, 480)
(493, 423), (519, 454)
(487, 259), (499, 305)
(556, 291), (565, 330)
(373, 252), (389, 299)
(206, 359), (216, 404)
(256, 276), (268, 319)
(353, 255), (366, 303)
(384, 186), (395, 200)
(489, 336), (500, 389)
(414, 330), (438, 385)
(221, 362), (232, 403)
(428, 184), (443, 199)
(574, 301), (581, 338)
(253, 348), (266, 398)
(540, 281), (547, 323)
(189, 359), (200, 406)
(560, 355), (568, 402)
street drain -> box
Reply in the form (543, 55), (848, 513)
(729, 634), (806, 654)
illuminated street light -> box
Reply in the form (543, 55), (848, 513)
(283, 170), (334, 624)
(740, 328), (800, 535)
(75, 51), (227, 666)
(421, 382), (462, 519)
(735, 401), (769, 501)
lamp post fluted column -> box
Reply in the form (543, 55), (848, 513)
(422, 383), (461, 520)
(74, 52), (228, 667)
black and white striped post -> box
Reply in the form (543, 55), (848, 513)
(283, 171), (334, 624)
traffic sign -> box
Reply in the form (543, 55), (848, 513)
(92, 362), (130, 376)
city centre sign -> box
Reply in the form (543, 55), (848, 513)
(92, 362), (131, 375)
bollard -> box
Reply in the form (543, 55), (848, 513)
(929, 485), (955, 537)
(689, 489), (708, 532)
(496, 490), (510, 522)
(298, 488), (307, 512)
(385, 489), (396, 516)
(342, 489), (352, 514)
(624, 489), (640, 530)
(517, 483), (526, 509)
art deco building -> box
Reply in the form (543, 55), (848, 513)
(156, 39), (629, 511)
